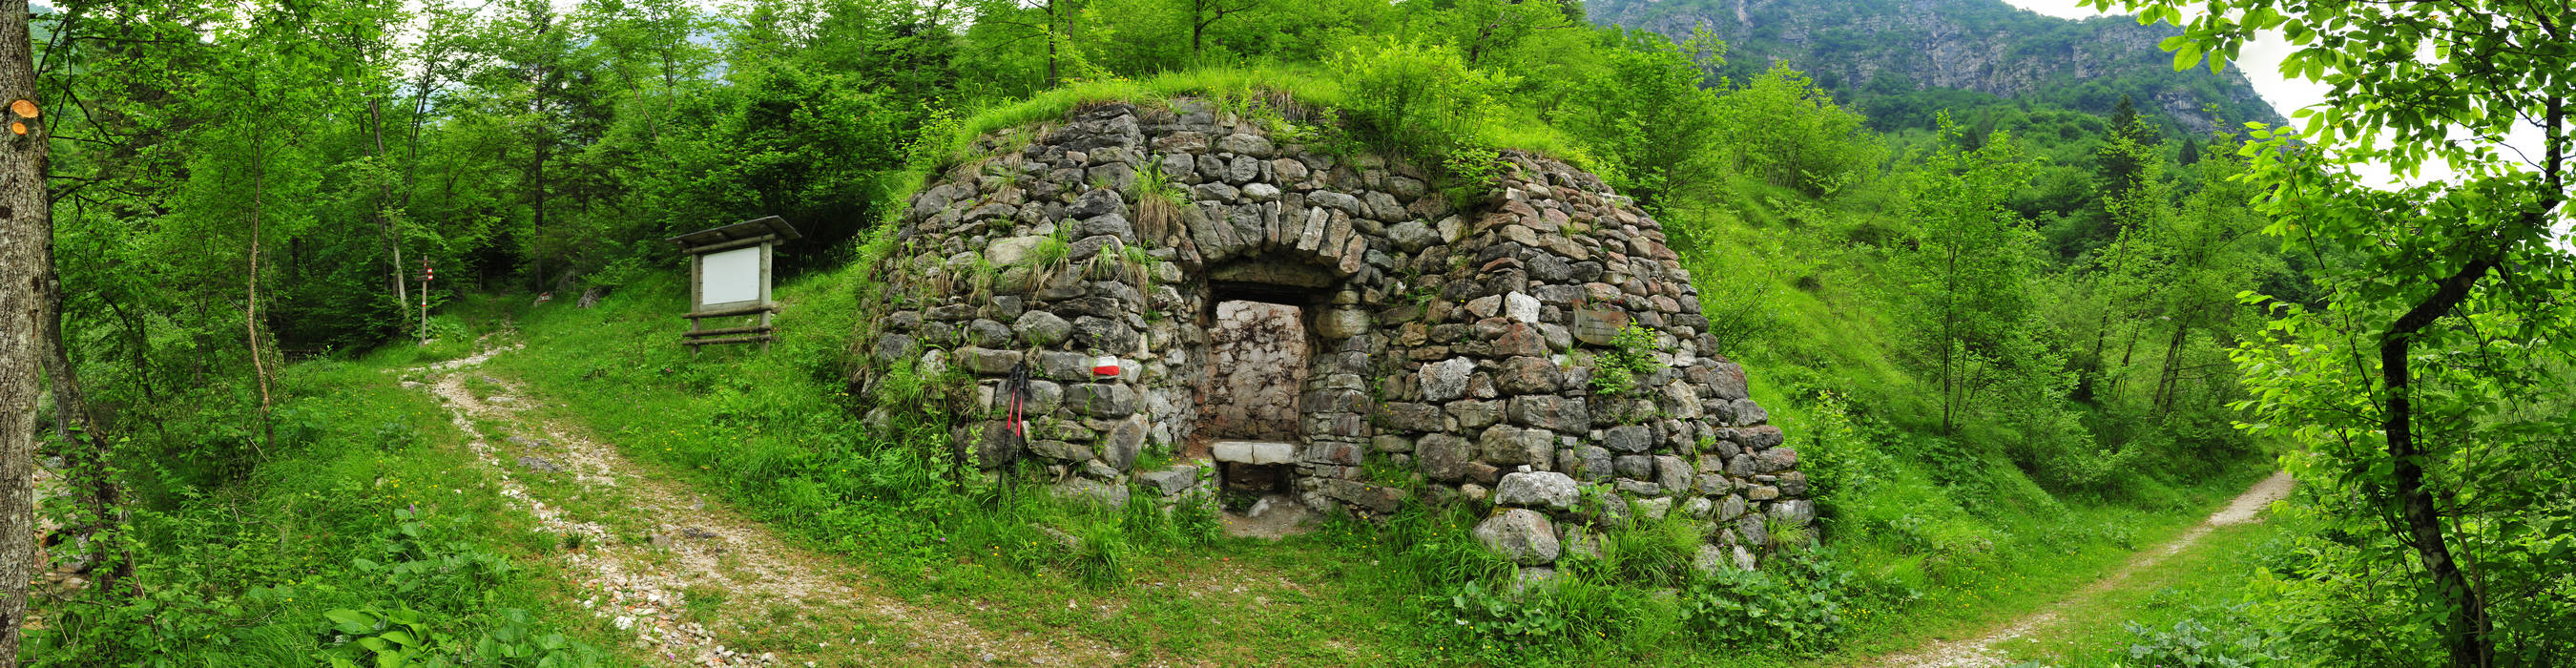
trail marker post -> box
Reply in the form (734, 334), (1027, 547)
(418, 260), (433, 345)
(670, 216), (800, 355)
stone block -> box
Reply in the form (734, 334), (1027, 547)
(1613, 479), (1663, 497)
(957, 347), (1022, 375)
(1104, 416), (1147, 470)
(1494, 356), (1562, 395)
(1492, 324), (1548, 357)
(1066, 187), (1125, 219)
(1038, 351), (1091, 382)
(1695, 473), (1730, 496)
(1030, 440), (1094, 463)
(1571, 307), (1629, 345)
(1505, 292), (1540, 324)
(1654, 455), (1693, 491)
(1613, 454), (1654, 479)
(1478, 425), (1554, 468)
(1474, 509), (1561, 566)
(1421, 357), (1474, 402)
(1216, 133), (1274, 157)
(1069, 383), (1138, 417)
(1387, 219), (1437, 252)
(1377, 402), (1444, 432)
(1633, 496), (1673, 521)
(1706, 362), (1751, 401)
(1135, 466), (1199, 496)
(1506, 395), (1589, 432)
(1769, 499), (1815, 527)
(1050, 479), (1130, 509)
(1568, 446), (1614, 483)
(1300, 440), (1363, 466)
(1493, 470), (1580, 511)
(1736, 425), (1785, 450)
(1756, 448), (1798, 473)
(1318, 307), (1370, 339)
(1417, 434), (1473, 482)
(1446, 400), (1502, 429)
(1603, 425), (1652, 453)
(1777, 471), (1809, 497)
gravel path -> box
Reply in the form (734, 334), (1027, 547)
(1868, 470), (2296, 668)
(411, 341), (1132, 667)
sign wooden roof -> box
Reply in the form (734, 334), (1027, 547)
(669, 216), (801, 250)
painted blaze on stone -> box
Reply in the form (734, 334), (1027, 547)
(853, 98), (1807, 571)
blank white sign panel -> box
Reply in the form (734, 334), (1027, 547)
(699, 246), (760, 305)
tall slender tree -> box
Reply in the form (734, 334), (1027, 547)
(2089, 1), (2576, 663)
(0, 0), (47, 659)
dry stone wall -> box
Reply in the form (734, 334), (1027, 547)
(857, 99), (1811, 571)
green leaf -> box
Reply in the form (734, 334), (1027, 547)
(2174, 43), (2207, 72)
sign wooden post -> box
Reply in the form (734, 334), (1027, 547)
(669, 216), (801, 354)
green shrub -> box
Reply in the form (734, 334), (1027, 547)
(1589, 324), (1662, 397)
(1675, 553), (1908, 654)
(1326, 37), (1514, 160)
(2118, 603), (2289, 667)
(1432, 575), (1657, 659)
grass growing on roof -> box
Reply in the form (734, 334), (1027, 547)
(884, 65), (1607, 224)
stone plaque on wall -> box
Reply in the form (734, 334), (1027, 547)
(1572, 307), (1630, 345)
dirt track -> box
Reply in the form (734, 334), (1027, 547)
(1867, 471), (2296, 668)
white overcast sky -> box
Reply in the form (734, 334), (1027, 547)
(1995, 0), (2570, 200)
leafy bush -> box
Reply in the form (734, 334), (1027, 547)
(1327, 37), (1514, 160)
(1432, 575), (1656, 659)
(1675, 553), (1908, 654)
(2118, 604), (2290, 667)
(1712, 62), (1881, 198)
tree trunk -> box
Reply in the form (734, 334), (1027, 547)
(2077, 222), (2136, 403)
(2152, 307), (2194, 414)
(2376, 95), (2562, 668)
(367, 97), (407, 330)
(1191, 0), (1208, 59)
(1940, 243), (1960, 435)
(37, 237), (129, 595)
(246, 105), (275, 455)
(2380, 255), (2496, 668)
(0, 0), (51, 657)
(1044, 0), (1059, 88)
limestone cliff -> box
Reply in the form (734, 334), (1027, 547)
(1588, 0), (2286, 134)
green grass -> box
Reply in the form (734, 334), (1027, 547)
(887, 66), (1607, 225)
(30, 340), (629, 665)
(1993, 521), (2289, 666)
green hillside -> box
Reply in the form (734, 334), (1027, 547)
(8, 0), (2570, 666)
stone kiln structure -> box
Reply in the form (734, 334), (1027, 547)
(857, 99), (1811, 570)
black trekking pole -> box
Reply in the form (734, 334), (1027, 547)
(999, 361), (1030, 506)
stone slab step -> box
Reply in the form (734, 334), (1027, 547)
(1211, 440), (1296, 465)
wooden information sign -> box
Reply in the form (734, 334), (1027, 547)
(669, 216), (801, 352)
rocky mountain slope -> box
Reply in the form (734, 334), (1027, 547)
(1588, 0), (2285, 134)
